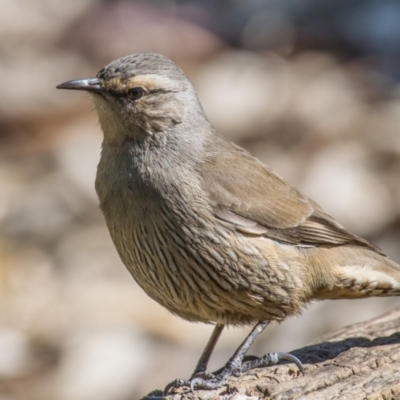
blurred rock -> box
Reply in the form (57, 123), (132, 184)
(195, 51), (292, 141)
(0, 328), (33, 379)
(290, 53), (364, 137)
(0, 165), (26, 223)
(301, 142), (396, 236)
(0, 0), (95, 122)
(60, 1), (223, 66)
(0, 49), (90, 121)
(57, 328), (151, 400)
(240, 8), (295, 51)
(1, 172), (89, 244)
(54, 115), (102, 202)
(0, 0), (94, 44)
(179, 0), (400, 80)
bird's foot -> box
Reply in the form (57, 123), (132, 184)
(163, 378), (191, 396)
(163, 352), (304, 395)
(189, 352), (304, 390)
(241, 352), (305, 374)
(189, 368), (233, 391)
(163, 368), (233, 395)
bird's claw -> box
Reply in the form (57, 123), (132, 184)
(190, 371), (228, 390)
(163, 378), (190, 396)
(163, 370), (229, 395)
(277, 352), (305, 374)
(241, 352), (304, 374)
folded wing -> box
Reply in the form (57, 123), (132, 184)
(201, 136), (383, 254)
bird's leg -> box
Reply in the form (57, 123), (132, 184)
(163, 324), (224, 395)
(192, 324), (225, 376)
(188, 321), (269, 390)
(190, 320), (304, 391)
(164, 321), (305, 394)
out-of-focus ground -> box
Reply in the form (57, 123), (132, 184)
(1, 1), (400, 399)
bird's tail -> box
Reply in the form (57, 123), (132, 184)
(310, 246), (400, 300)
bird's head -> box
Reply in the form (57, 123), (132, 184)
(57, 53), (204, 142)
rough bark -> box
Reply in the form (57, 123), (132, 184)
(142, 307), (400, 400)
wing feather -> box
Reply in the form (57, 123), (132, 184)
(201, 135), (383, 254)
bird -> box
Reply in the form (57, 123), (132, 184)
(57, 52), (400, 393)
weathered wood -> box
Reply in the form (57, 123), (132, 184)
(141, 307), (400, 400)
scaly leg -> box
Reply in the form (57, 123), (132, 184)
(164, 324), (224, 395)
(192, 324), (224, 376)
(164, 321), (304, 394)
(190, 321), (304, 391)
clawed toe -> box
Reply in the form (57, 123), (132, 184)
(163, 378), (191, 396)
(241, 352), (304, 374)
(163, 372), (223, 395)
(190, 372), (224, 391)
(277, 352), (305, 374)
(164, 369), (232, 395)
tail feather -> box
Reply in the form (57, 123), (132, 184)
(310, 247), (400, 300)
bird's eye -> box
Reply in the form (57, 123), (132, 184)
(127, 87), (145, 100)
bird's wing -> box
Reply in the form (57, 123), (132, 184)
(201, 136), (383, 254)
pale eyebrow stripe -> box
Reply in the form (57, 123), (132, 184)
(103, 75), (168, 92)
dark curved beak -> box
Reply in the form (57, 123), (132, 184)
(56, 78), (102, 93)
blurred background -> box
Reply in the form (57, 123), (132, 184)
(1, 0), (400, 399)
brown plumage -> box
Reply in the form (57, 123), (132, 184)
(57, 53), (400, 392)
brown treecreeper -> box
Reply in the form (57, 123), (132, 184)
(57, 53), (400, 393)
